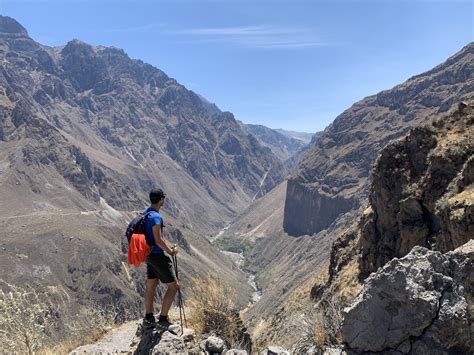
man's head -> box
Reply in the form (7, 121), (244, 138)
(150, 188), (166, 207)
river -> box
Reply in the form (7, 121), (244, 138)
(211, 227), (262, 304)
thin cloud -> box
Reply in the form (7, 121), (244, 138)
(169, 25), (341, 49)
(172, 25), (304, 36)
(107, 23), (165, 33)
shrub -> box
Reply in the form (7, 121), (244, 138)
(293, 294), (344, 353)
(0, 280), (123, 354)
(0, 283), (55, 355)
(187, 273), (251, 351)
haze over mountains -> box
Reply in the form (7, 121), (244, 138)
(237, 121), (319, 172)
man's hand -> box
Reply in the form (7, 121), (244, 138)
(169, 245), (178, 256)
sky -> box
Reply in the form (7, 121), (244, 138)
(1, 0), (472, 133)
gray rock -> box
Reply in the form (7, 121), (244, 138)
(179, 328), (195, 344)
(323, 347), (346, 355)
(205, 335), (225, 353)
(305, 346), (320, 354)
(359, 104), (474, 277)
(225, 349), (248, 355)
(151, 330), (187, 354)
(260, 345), (291, 354)
(341, 242), (473, 353)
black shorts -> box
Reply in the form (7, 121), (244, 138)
(146, 253), (176, 283)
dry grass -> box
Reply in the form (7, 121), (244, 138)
(249, 269), (330, 352)
(0, 280), (120, 354)
(40, 327), (110, 354)
(330, 258), (362, 303)
(286, 269), (329, 312)
(292, 294), (345, 353)
(41, 306), (120, 354)
(292, 257), (361, 352)
(0, 283), (55, 355)
(187, 273), (250, 350)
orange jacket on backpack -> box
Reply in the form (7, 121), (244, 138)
(127, 233), (151, 267)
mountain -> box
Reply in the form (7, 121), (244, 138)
(275, 128), (313, 145)
(284, 42), (474, 236)
(238, 121), (314, 163)
(222, 43), (474, 348)
(0, 16), (284, 230)
(0, 15), (288, 345)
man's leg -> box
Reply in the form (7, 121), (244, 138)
(159, 281), (179, 317)
(145, 278), (159, 315)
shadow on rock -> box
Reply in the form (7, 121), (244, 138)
(134, 326), (167, 355)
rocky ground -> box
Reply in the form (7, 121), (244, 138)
(70, 315), (290, 354)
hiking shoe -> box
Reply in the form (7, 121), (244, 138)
(157, 316), (179, 332)
(142, 315), (156, 329)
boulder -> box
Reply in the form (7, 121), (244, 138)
(151, 330), (187, 354)
(205, 335), (226, 354)
(341, 242), (473, 354)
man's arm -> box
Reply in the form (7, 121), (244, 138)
(152, 224), (176, 255)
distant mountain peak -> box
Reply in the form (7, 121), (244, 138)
(0, 15), (28, 36)
(62, 38), (93, 52)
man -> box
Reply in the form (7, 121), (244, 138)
(143, 188), (179, 331)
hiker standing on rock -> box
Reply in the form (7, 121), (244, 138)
(142, 189), (179, 331)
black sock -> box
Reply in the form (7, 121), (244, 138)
(145, 313), (154, 320)
(159, 315), (168, 321)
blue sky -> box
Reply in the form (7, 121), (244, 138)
(1, 0), (472, 133)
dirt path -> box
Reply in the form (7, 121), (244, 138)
(70, 321), (140, 354)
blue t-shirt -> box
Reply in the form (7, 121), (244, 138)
(144, 207), (164, 254)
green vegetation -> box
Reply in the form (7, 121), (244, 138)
(214, 234), (253, 255)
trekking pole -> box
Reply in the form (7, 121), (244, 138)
(172, 245), (187, 334)
(174, 252), (187, 327)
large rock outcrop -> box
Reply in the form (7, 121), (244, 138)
(284, 42), (474, 236)
(360, 102), (474, 277)
(341, 241), (473, 354)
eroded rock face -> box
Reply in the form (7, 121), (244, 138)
(341, 242), (473, 354)
(360, 103), (474, 277)
(284, 180), (357, 236)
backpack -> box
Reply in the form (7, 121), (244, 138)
(125, 211), (154, 267)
